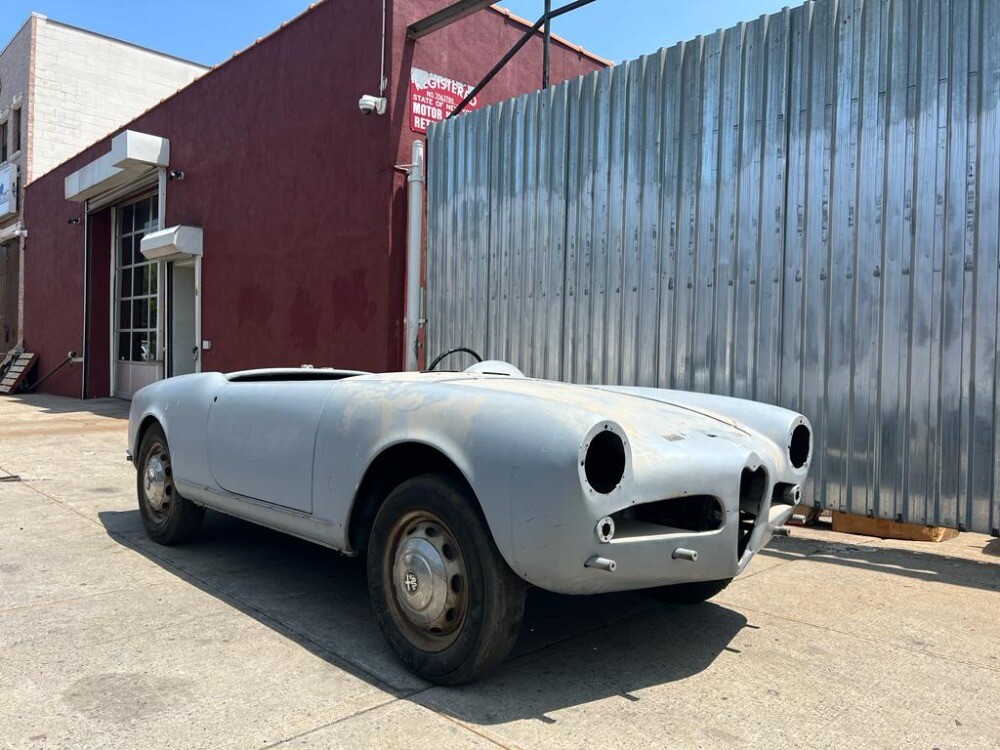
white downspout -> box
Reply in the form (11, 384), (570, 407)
(157, 168), (167, 376)
(404, 140), (424, 371)
(379, 0), (388, 95)
(194, 256), (202, 374)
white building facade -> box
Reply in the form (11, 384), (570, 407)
(0, 14), (206, 355)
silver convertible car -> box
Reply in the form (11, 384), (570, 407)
(127, 360), (812, 683)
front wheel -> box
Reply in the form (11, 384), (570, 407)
(646, 577), (733, 604)
(136, 423), (205, 545)
(367, 474), (526, 685)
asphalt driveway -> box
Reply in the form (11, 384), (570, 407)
(1, 393), (999, 749)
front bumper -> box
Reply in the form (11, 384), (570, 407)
(541, 497), (796, 596)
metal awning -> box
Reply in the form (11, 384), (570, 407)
(140, 225), (202, 263)
(65, 130), (169, 204)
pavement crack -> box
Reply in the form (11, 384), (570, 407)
(0, 580), (170, 615)
(238, 697), (399, 750)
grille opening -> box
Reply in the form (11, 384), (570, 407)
(610, 495), (724, 540)
(789, 424), (811, 468)
(584, 430), (626, 493)
(738, 467), (768, 558)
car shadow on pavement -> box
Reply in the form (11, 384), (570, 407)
(97, 508), (748, 724)
(761, 534), (1000, 592)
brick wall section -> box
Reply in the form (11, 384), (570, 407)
(0, 14), (206, 354)
(0, 17), (31, 199)
(22, 0), (607, 396)
(30, 18), (206, 179)
(0, 17), (32, 351)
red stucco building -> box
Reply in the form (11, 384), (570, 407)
(21, 0), (605, 398)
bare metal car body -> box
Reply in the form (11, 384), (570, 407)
(127, 362), (811, 595)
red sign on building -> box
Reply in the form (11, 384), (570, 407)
(409, 68), (481, 134)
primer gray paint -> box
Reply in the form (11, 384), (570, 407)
(425, 0), (1000, 535)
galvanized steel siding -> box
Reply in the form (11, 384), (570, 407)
(425, 0), (1000, 535)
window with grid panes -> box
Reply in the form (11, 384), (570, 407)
(115, 195), (159, 363)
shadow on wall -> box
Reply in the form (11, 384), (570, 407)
(97, 508), (746, 724)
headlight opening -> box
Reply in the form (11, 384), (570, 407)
(789, 424), (811, 469)
(583, 427), (626, 493)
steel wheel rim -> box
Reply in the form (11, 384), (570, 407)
(383, 509), (469, 653)
(142, 440), (174, 522)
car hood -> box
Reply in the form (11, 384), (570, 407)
(380, 373), (755, 444)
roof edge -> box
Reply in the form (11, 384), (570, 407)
(0, 15), (33, 59)
(22, 0), (334, 182)
(488, 4), (613, 67)
(39, 17), (209, 69)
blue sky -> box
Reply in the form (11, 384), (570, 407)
(2, 1), (792, 67)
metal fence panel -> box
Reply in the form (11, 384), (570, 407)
(425, 0), (1000, 536)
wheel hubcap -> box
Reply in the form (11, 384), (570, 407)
(142, 443), (172, 520)
(394, 536), (449, 624)
(385, 512), (468, 651)
(144, 456), (167, 510)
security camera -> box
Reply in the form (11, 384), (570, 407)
(359, 95), (387, 116)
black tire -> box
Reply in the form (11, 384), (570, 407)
(136, 423), (205, 545)
(647, 577), (733, 605)
(367, 473), (525, 685)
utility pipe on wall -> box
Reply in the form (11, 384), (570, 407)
(80, 204), (90, 399)
(404, 140), (425, 371)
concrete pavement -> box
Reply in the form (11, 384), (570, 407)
(1, 393), (999, 749)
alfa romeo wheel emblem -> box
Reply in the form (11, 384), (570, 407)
(403, 570), (419, 594)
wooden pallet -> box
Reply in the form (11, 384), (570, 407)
(831, 511), (959, 543)
(0, 352), (37, 395)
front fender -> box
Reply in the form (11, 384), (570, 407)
(127, 373), (224, 491)
(311, 379), (598, 577)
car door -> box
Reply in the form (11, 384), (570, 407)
(206, 379), (335, 513)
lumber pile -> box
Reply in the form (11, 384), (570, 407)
(831, 511), (959, 543)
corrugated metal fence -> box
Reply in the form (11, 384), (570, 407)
(425, 0), (1000, 535)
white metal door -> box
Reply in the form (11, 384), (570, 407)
(112, 195), (162, 399)
(169, 262), (197, 377)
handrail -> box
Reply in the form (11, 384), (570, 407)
(24, 350), (76, 393)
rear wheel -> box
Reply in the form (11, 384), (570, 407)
(136, 423), (204, 545)
(646, 578), (733, 604)
(367, 474), (525, 684)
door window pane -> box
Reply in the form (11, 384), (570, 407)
(131, 333), (145, 362)
(118, 235), (131, 266)
(119, 204), (134, 235)
(135, 200), (151, 234)
(118, 268), (132, 298)
(144, 264), (157, 295)
(133, 299), (149, 329)
(118, 301), (131, 329)
(131, 270), (144, 297)
(132, 332), (157, 362)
